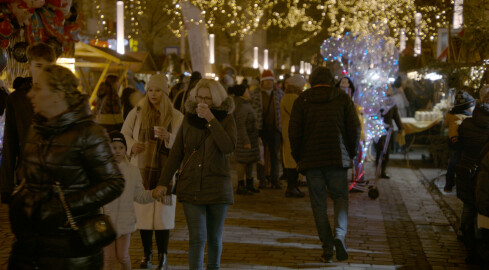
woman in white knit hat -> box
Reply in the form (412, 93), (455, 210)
(121, 74), (184, 270)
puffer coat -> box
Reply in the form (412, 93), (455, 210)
(289, 85), (361, 173)
(159, 97), (236, 205)
(457, 103), (489, 204)
(233, 96), (259, 164)
(9, 100), (124, 270)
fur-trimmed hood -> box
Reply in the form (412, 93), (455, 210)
(185, 96), (235, 115)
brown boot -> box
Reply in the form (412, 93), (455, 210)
(236, 180), (252, 195)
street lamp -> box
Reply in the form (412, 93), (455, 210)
(116, 1), (124, 54)
(253, 47), (258, 69)
(209, 34), (215, 64)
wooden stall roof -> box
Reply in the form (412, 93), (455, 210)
(74, 43), (141, 103)
(126, 51), (159, 74)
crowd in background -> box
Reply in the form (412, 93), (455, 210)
(2, 41), (489, 269)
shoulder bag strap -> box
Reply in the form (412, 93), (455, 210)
(38, 144), (80, 231)
(178, 131), (210, 174)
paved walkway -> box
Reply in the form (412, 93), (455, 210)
(0, 152), (482, 270)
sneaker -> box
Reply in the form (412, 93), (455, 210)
(139, 253), (153, 269)
(334, 238), (348, 261)
(320, 253), (333, 263)
(380, 174), (390, 179)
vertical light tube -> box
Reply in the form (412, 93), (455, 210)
(291, 65), (295, 73)
(253, 46), (258, 69)
(116, 1), (124, 54)
(300, 61), (304, 74)
(263, 49), (269, 70)
(400, 28), (406, 53)
(414, 12), (422, 56)
(306, 63), (311, 75)
(209, 34), (215, 64)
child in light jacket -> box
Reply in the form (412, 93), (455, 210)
(103, 131), (160, 270)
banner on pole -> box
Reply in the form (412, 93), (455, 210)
(180, 1), (212, 76)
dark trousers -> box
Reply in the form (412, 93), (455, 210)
(446, 149), (462, 189)
(261, 130), (281, 184)
(284, 168), (298, 189)
(140, 229), (170, 255)
(461, 203), (477, 257)
(375, 135), (390, 175)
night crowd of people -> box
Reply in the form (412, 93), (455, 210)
(0, 42), (489, 269)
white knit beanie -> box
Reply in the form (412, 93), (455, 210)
(287, 74), (307, 89)
(146, 74), (169, 95)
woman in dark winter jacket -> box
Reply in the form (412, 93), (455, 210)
(231, 84), (260, 195)
(157, 79), (236, 270)
(8, 65), (124, 270)
(457, 98), (489, 264)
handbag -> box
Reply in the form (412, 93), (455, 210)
(39, 142), (116, 249)
(171, 132), (209, 195)
(54, 182), (116, 249)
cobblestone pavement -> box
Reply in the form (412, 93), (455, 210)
(0, 154), (483, 270)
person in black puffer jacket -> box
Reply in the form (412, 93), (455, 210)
(289, 67), (361, 263)
(8, 65), (124, 270)
(457, 98), (489, 265)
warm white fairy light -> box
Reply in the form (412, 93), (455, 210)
(107, 0), (451, 51)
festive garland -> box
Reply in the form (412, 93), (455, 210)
(0, 0), (80, 61)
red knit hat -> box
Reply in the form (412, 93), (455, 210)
(261, 69), (275, 82)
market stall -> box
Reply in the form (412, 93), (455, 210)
(74, 42), (141, 104)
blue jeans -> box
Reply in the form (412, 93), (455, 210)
(306, 167), (349, 255)
(182, 203), (228, 270)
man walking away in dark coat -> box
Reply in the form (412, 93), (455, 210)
(289, 67), (361, 263)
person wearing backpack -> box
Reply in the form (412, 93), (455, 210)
(456, 89), (489, 265)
